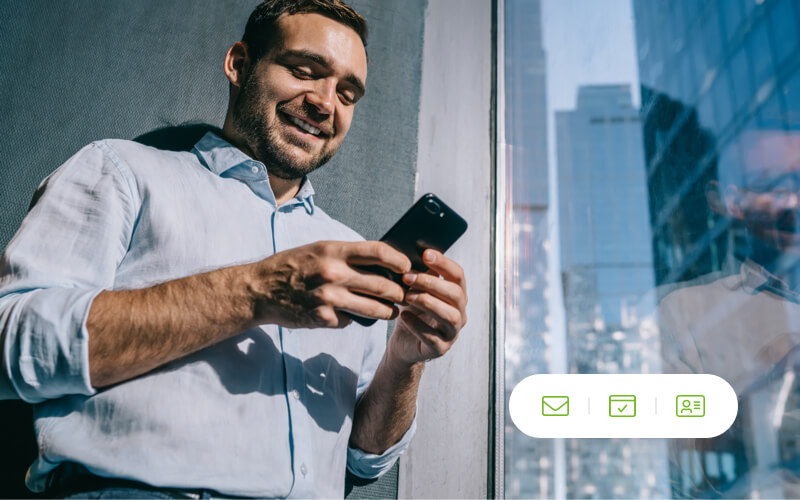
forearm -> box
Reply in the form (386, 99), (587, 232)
(87, 263), (258, 388)
(349, 351), (423, 454)
(85, 238), (406, 389)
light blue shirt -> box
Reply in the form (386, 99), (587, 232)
(0, 132), (414, 498)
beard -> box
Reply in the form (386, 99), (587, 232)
(232, 73), (338, 180)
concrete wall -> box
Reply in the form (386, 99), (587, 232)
(399, 1), (495, 497)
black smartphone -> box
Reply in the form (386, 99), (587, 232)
(347, 193), (468, 326)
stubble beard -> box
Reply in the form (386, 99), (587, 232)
(232, 73), (338, 180)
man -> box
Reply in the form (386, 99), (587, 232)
(0, 1), (467, 497)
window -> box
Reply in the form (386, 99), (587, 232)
(500, 0), (800, 498)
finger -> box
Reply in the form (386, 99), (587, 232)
(399, 310), (453, 359)
(334, 310), (355, 328)
(343, 241), (412, 275)
(403, 303), (443, 331)
(421, 250), (467, 291)
(312, 305), (355, 329)
(402, 271), (465, 309)
(315, 284), (398, 321)
(404, 291), (461, 340)
(338, 291), (399, 321)
(348, 271), (406, 304)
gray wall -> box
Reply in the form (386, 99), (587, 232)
(399, 0), (495, 497)
(0, 1), (426, 498)
(0, 0), (425, 247)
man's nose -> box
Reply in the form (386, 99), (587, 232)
(305, 79), (336, 116)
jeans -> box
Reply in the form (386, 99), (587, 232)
(65, 487), (214, 499)
(49, 463), (246, 499)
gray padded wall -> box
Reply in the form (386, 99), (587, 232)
(0, 1), (425, 498)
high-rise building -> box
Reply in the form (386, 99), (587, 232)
(502, 0), (553, 498)
(634, 0), (800, 288)
(555, 84), (668, 498)
(634, 0), (800, 497)
(557, 85), (655, 372)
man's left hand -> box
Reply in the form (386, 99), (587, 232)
(387, 249), (467, 367)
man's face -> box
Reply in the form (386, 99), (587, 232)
(724, 130), (800, 253)
(232, 13), (367, 179)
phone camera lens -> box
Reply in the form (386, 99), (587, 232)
(424, 199), (441, 215)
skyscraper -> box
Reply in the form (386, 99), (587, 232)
(555, 84), (668, 498)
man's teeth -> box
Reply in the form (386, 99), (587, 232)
(288, 116), (322, 136)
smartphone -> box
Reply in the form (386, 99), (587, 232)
(348, 193), (468, 326)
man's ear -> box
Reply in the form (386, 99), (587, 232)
(224, 41), (251, 88)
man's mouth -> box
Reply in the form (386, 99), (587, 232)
(283, 113), (325, 138)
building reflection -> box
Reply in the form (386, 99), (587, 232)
(635, 0), (800, 497)
(505, 0), (800, 498)
(556, 84), (668, 498)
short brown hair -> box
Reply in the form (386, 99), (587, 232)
(242, 0), (368, 61)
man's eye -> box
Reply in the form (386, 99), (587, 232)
(292, 67), (313, 78)
(339, 91), (357, 105)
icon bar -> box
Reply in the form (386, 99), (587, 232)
(509, 374), (736, 438)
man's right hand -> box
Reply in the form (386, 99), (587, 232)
(248, 240), (412, 329)
(87, 240), (410, 388)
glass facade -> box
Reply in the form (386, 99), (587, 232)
(503, 0), (553, 498)
(636, 0), (800, 497)
(503, 0), (800, 497)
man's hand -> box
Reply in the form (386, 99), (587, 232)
(349, 248), (467, 454)
(88, 240), (410, 388)
(388, 249), (468, 367)
(249, 240), (412, 329)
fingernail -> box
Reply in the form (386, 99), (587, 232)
(406, 292), (419, 303)
(404, 272), (418, 285)
(424, 250), (437, 263)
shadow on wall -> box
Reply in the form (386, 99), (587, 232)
(134, 123), (223, 151)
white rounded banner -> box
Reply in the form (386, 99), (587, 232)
(509, 374), (738, 438)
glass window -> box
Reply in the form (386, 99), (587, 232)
(501, 0), (800, 498)
(703, 9), (724, 63)
(768, 0), (800, 66)
(782, 70), (800, 129)
(711, 66), (735, 131)
(746, 18), (775, 89)
(729, 46), (753, 113)
(720, 0), (744, 42)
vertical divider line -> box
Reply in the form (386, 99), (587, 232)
(486, 0), (505, 498)
(492, 0), (506, 497)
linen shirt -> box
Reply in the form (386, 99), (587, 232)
(0, 132), (414, 498)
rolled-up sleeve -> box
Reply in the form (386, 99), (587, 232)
(346, 415), (417, 479)
(0, 142), (137, 403)
(346, 320), (417, 479)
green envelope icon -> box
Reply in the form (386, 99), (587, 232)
(542, 396), (569, 416)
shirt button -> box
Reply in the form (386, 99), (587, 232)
(291, 389), (300, 400)
(251, 166), (259, 174)
(300, 463), (308, 476)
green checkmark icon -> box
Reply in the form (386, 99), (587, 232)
(609, 395), (636, 417)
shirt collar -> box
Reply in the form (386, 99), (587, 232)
(191, 131), (316, 212)
(738, 258), (800, 303)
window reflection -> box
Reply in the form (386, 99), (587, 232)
(503, 0), (800, 498)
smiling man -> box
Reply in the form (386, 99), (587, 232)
(0, 1), (467, 498)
